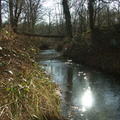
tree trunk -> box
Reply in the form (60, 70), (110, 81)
(88, 0), (94, 31)
(0, 0), (2, 41)
(9, 0), (23, 32)
(62, 0), (73, 38)
(107, 6), (110, 26)
(118, 4), (120, 24)
(9, 0), (14, 29)
(0, 0), (2, 30)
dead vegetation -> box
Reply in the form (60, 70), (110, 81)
(0, 28), (63, 120)
(61, 27), (120, 76)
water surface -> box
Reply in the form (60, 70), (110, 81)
(39, 49), (120, 120)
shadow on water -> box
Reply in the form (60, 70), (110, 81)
(39, 49), (120, 120)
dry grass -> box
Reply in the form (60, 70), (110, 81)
(0, 28), (63, 120)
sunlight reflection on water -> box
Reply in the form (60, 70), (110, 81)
(39, 49), (120, 120)
(81, 87), (94, 109)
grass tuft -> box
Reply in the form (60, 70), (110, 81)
(0, 28), (63, 120)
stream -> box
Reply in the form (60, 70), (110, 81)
(39, 49), (120, 120)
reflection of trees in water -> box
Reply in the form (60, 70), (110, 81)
(63, 66), (73, 117)
(48, 63), (120, 119)
(46, 63), (73, 117)
(40, 50), (120, 120)
(65, 67), (73, 104)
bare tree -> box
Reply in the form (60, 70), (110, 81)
(0, 0), (2, 30)
(22, 0), (41, 33)
(88, 0), (95, 31)
(47, 10), (52, 35)
(62, 0), (73, 38)
(57, 0), (65, 35)
(71, 0), (87, 34)
(9, 0), (24, 32)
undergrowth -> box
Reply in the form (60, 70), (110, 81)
(0, 28), (62, 120)
(59, 27), (120, 76)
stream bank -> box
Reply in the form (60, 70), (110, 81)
(0, 30), (63, 120)
(58, 26), (120, 77)
(39, 49), (120, 120)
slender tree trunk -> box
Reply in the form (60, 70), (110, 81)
(107, 6), (110, 26)
(58, 1), (65, 35)
(118, 4), (120, 24)
(9, 0), (23, 32)
(0, 0), (2, 30)
(9, 0), (14, 29)
(88, 0), (94, 31)
(62, 0), (73, 38)
(48, 12), (51, 35)
(32, 20), (35, 33)
(0, 0), (2, 40)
